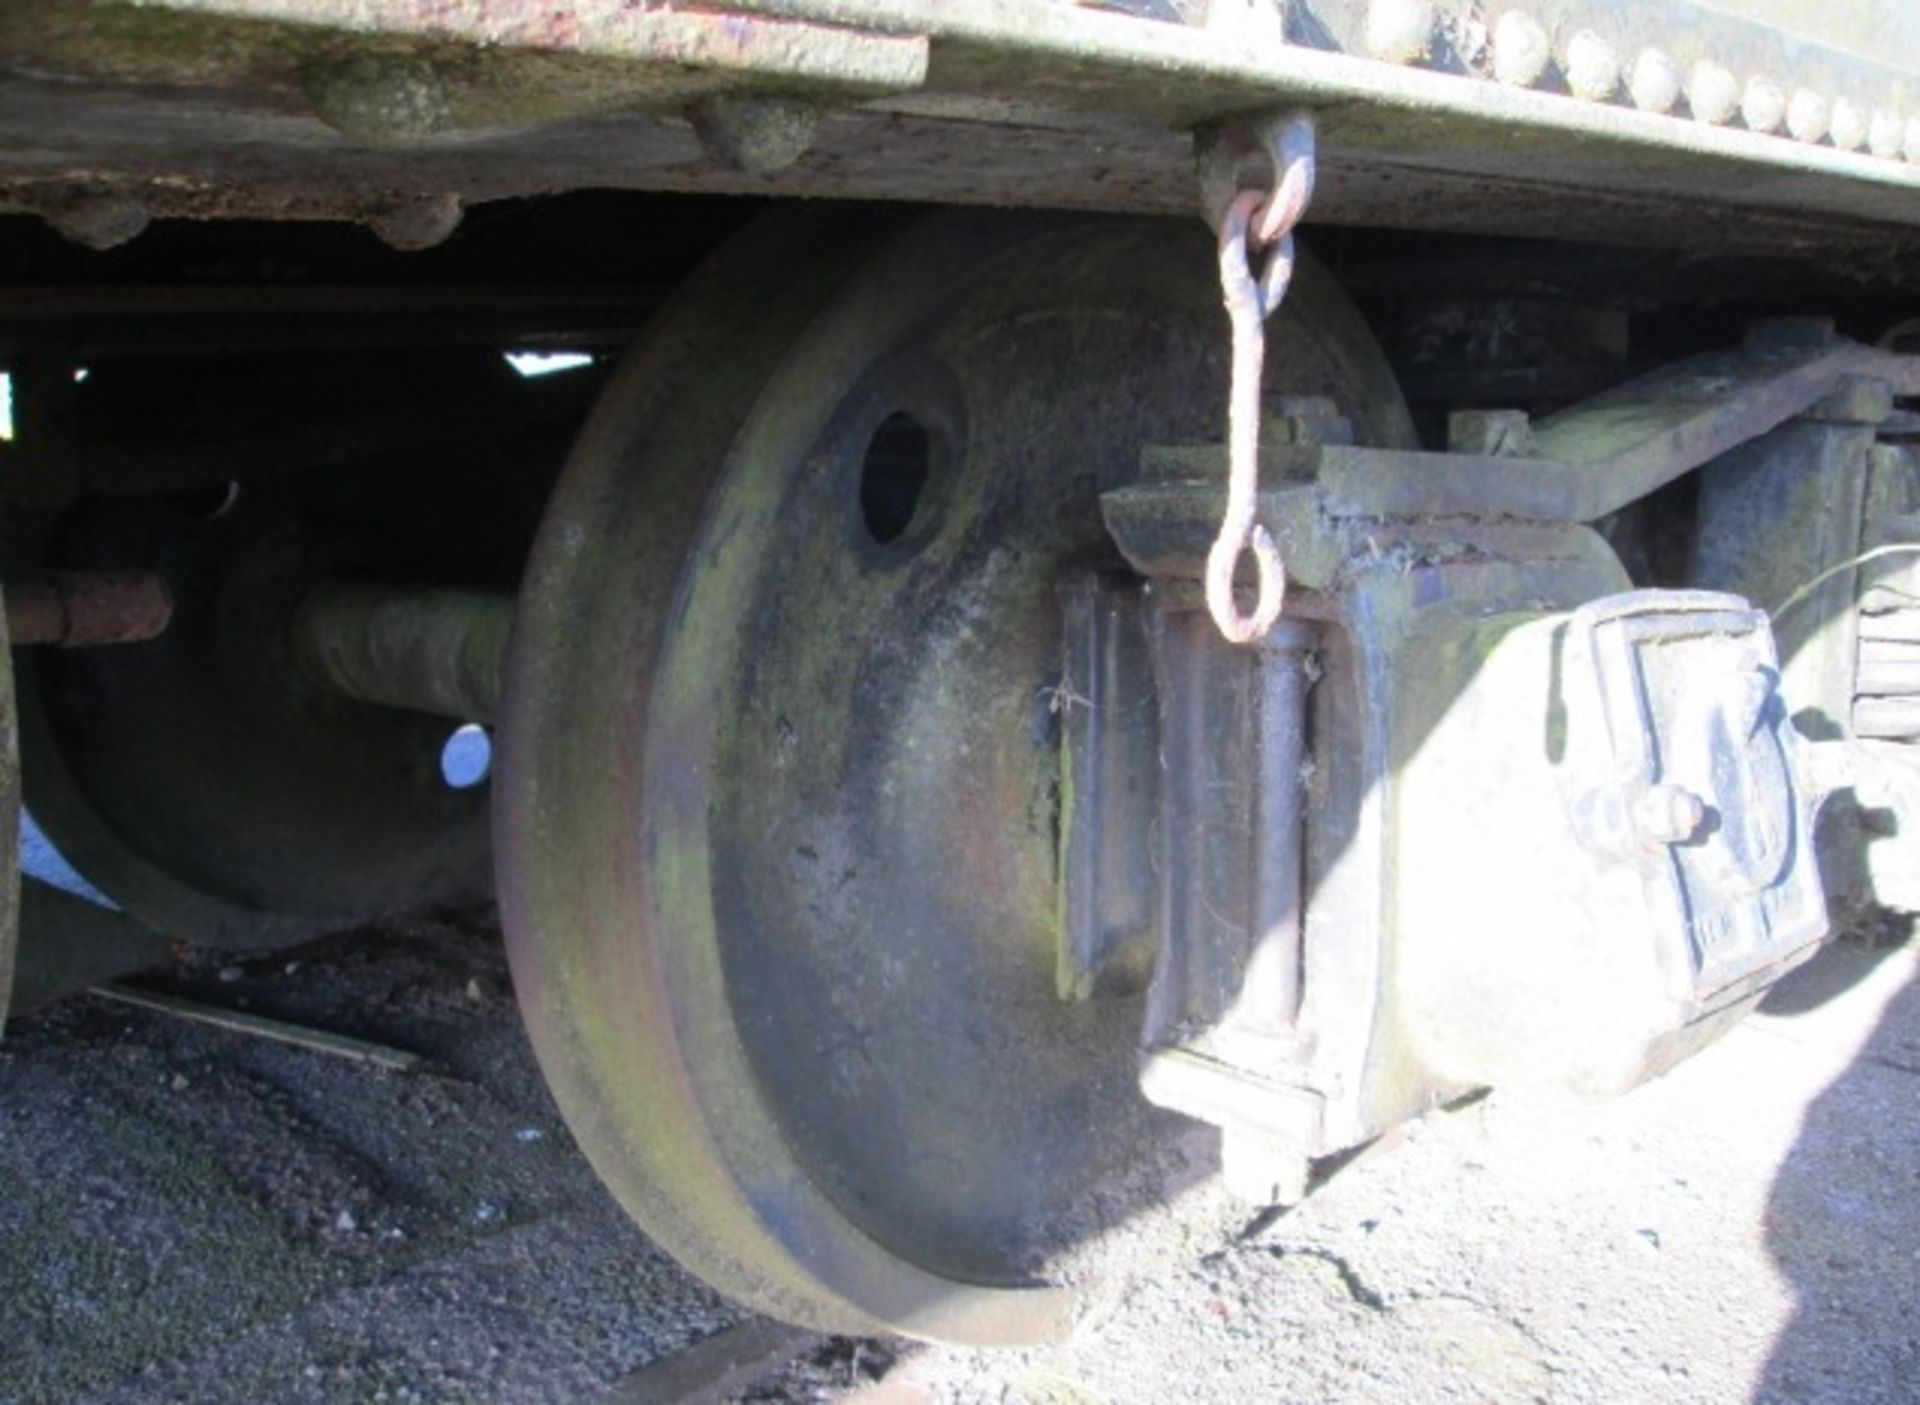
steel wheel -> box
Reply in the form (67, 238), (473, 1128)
(498, 208), (1413, 1342)
(15, 355), (575, 947)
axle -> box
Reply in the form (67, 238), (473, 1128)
(292, 582), (511, 725)
(4, 570), (172, 648)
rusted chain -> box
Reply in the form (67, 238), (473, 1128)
(1204, 112), (1315, 645)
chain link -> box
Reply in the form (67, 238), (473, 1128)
(1204, 112), (1316, 645)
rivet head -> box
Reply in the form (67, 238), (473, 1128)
(1686, 60), (1740, 125)
(687, 94), (820, 176)
(44, 194), (150, 251)
(366, 194), (463, 252)
(1869, 106), (1904, 159)
(1364, 0), (1435, 64)
(306, 57), (451, 143)
(1786, 88), (1829, 143)
(1492, 10), (1551, 88)
(1628, 49), (1680, 113)
(1830, 97), (1868, 151)
(1740, 76), (1785, 134)
(1564, 30), (1619, 101)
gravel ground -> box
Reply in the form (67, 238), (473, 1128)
(0, 902), (1914, 1405)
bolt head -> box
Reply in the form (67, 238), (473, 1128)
(1628, 49), (1680, 114)
(1635, 784), (1708, 845)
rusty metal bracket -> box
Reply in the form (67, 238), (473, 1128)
(111, 0), (932, 102)
(1108, 330), (1920, 554)
(1087, 320), (1917, 1154)
(6, 0), (1920, 243)
(1319, 331), (1920, 523)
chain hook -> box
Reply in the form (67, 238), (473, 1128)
(1198, 111), (1316, 644)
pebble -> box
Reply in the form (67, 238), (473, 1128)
(217, 966), (244, 984)
(169, 1073), (190, 1092)
(335, 1209), (357, 1233)
(515, 1127), (544, 1143)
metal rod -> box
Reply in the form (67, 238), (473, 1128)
(90, 982), (423, 1072)
(595, 1319), (819, 1405)
(293, 582), (512, 724)
(5, 570), (173, 647)
(1246, 619), (1315, 1032)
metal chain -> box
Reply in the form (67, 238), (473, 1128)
(1205, 113), (1316, 645)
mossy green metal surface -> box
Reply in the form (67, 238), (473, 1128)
(496, 206), (1417, 1341)
(0, 0), (1914, 251)
(0, 0), (927, 139)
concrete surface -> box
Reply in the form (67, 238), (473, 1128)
(0, 906), (1914, 1404)
(882, 929), (1920, 1405)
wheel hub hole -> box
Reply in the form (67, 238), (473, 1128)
(859, 412), (932, 545)
(439, 723), (492, 789)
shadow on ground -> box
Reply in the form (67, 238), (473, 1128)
(1757, 937), (1920, 1404)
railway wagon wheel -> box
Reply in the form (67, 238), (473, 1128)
(498, 209), (1413, 1343)
(16, 354), (573, 949)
